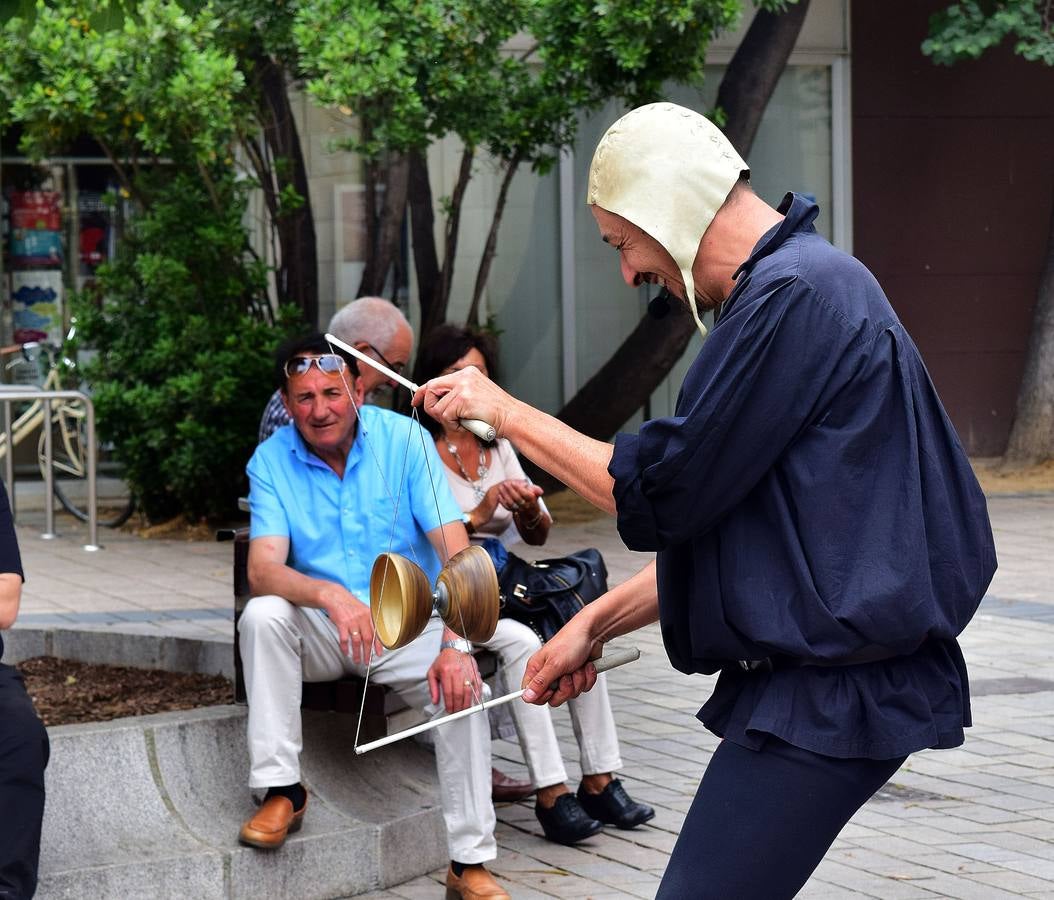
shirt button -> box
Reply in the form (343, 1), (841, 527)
(347, 548), (354, 556)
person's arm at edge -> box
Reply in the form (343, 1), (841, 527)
(0, 573), (22, 630)
(522, 560), (659, 706)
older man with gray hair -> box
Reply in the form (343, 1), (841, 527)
(257, 296), (414, 443)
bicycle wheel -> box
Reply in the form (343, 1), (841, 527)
(38, 399), (135, 528)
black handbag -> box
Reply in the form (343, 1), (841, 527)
(498, 547), (609, 643)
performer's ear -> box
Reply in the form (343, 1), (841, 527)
(647, 287), (672, 319)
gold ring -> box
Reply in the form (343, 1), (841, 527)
(352, 631), (360, 636)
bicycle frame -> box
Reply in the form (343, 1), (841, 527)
(0, 342), (102, 549)
(0, 367), (79, 462)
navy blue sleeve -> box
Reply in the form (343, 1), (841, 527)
(610, 277), (863, 551)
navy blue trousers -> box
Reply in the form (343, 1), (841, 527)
(0, 665), (49, 900)
(657, 737), (905, 899)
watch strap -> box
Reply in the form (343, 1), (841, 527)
(440, 638), (473, 654)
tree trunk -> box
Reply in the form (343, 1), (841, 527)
(544, 0), (812, 465)
(358, 153), (410, 298)
(249, 48), (318, 326)
(421, 148), (474, 342)
(1003, 202), (1054, 464)
(467, 155), (522, 327)
(715, 0), (812, 152)
(407, 149), (441, 337)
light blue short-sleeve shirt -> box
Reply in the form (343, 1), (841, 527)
(247, 405), (463, 604)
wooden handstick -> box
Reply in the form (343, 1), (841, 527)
(354, 646), (641, 755)
(324, 333), (496, 442)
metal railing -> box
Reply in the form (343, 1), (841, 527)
(0, 388), (100, 551)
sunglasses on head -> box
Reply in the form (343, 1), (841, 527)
(283, 354), (349, 378)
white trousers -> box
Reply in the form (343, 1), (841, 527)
(479, 619), (622, 789)
(238, 595), (496, 864)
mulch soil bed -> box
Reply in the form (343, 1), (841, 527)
(16, 656), (233, 726)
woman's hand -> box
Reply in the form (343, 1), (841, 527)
(499, 479), (550, 544)
(468, 483), (503, 529)
(496, 479), (543, 514)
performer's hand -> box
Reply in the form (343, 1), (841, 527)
(413, 366), (516, 439)
(428, 648), (482, 713)
(522, 618), (601, 707)
(320, 585), (383, 664)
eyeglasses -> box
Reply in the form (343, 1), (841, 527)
(365, 342), (405, 375)
(284, 354), (348, 378)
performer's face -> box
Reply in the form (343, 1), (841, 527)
(283, 363), (365, 456)
(591, 206), (685, 301)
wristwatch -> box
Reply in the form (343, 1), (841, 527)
(462, 513), (476, 535)
(440, 638), (473, 654)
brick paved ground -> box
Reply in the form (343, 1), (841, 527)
(11, 492), (1054, 899)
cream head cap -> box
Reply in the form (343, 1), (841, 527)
(587, 102), (748, 335)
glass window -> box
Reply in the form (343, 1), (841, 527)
(1, 158), (124, 352)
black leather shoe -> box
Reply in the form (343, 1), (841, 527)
(534, 793), (603, 845)
(577, 779), (655, 829)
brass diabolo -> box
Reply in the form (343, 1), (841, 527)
(370, 544), (499, 650)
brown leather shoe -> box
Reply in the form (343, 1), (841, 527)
(238, 794), (307, 849)
(445, 864), (510, 900)
(491, 767), (534, 803)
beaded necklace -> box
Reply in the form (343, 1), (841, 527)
(446, 439), (489, 503)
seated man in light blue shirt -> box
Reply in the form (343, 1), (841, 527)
(238, 334), (509, 900)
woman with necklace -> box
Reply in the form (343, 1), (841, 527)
(420, 328), (551, 548)
(441, 410), (552, 548)
(418, 324), (654, 846)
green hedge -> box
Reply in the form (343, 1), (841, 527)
(74, 172), (302, 522)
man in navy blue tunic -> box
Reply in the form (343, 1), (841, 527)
(417, 102), (996, 898)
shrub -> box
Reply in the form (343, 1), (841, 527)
(74, 171), (302, 522)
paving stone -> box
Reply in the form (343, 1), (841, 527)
(894, 851), (1002, 876)
(971, 871), (1054, 894)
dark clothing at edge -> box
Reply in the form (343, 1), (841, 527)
(0, 482), (48, 899)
